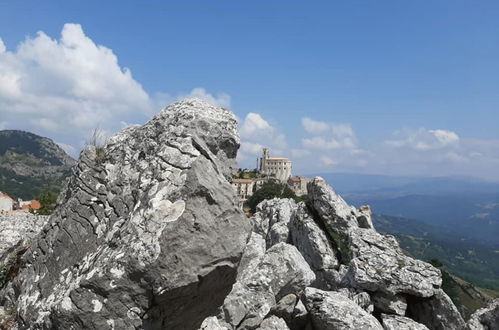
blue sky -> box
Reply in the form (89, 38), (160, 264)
(0, 1), (498, 179)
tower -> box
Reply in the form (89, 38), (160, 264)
(260, 148), (270, 173)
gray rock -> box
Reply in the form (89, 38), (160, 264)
(221, 243), (315, 329)
(467, 298), (499, 330)
(407, 289), (466, 330)
(381, 314), (429, 330)
(303, 287), (383, 330)
(288, 202), (340, 290)
(258, 316), (290, 330)
(0, 213), (48, 258)
(5, 99), (251, 330)
(307, 179), (441, 298)
(237, 232), (266, 282)
(253, 199), (295, 248)
(307, 178), (365, 231)
(199, 316), (230, 330)
(372, 291), (407, 315)
(270, 294), (308, 330)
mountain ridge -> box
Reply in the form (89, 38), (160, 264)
(0, 130), (75, 199)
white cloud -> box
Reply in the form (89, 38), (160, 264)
(301, 117), (329, 134)
(386, 128), (460, 151)
(185, 88), (231, 108)
(0, 24), (229, 152)
(240, 141), (263, 155)
(300, 117), (357, 152)
(331, 123), (355, 139)
(0, 24), (150, 140)
(302, 136), (342, 149)
(240, 113), (273, 138)
(0, 121), (7, 130)
(321, 156), (337, 166)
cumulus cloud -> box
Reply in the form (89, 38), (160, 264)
(240, 141), (263, 155)
(321, 156), (337, 166)
(301, 119), (357, 151)
(302, 117), (329, 134)
(0, 23), (230, 152)
(240, 113), (273, 138)
(0, 24), (150, 143)
(154, 87), (231, 110)
(0, 121), (7, 130)
(386, 128), (459, 151)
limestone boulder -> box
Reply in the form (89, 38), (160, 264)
(257, 316), (290, 330)
(467, 298), (499, 330)
(4, 99), (251, 329)
(303, 287), (383, 330)
(288, 202), (340, 290)
(253, 198), (295, 248)
(381, 314), (429, 330)
(221, 243), (315, 329)
(406, 289), (466, 330)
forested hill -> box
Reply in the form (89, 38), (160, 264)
(0, 130), (76, 199)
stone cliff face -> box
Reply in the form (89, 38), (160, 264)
(1, 99), (251, 329)
(200, 179), (470, 330)
(0, 99), (496, 330)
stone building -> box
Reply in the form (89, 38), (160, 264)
(287, 176), (311, 196)
(0, 192), (14, 212)
(259, 148), (292, 182)
(231, 178), (255, 208)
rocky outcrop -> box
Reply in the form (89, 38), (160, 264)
(220, 242), (315, 329)
(467, 298), (499, 330)
(198, 177), (459, 330)
(303, 287), (383, 330)
(406, 289), (466, 330)
(0, 213), (48, 258)
(1, 99), (251, 329)
(381, 314), (429, 330)
(0, 101), (471, 330)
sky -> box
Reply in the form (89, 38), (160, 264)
(0, 1), (498, 180)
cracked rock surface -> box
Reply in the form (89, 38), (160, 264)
(0, 100), (474, 330)
(199, 178), (466, 330)
(1, 99), (250, 329)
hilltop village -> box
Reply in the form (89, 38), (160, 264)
(232, 148), (312, 208)
(0, 191), (41, 213)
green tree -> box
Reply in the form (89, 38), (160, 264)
(33, 190), (58, 215)
(245, 181), (298, 213)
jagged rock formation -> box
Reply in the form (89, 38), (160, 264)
(0, 214), (48, 257)
(200, 178), (466, 329)
(0, 99), (251, 329)
(467, 299), (499, 330)
(0, 99), (478, 330)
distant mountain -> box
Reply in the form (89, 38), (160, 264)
(373, 214), (499, 290)
(0, 130), (76, 200)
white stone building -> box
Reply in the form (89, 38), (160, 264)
(259, 148), (292, 182)
(0, 192), (14, 212)
(231, 178), (255, 208)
